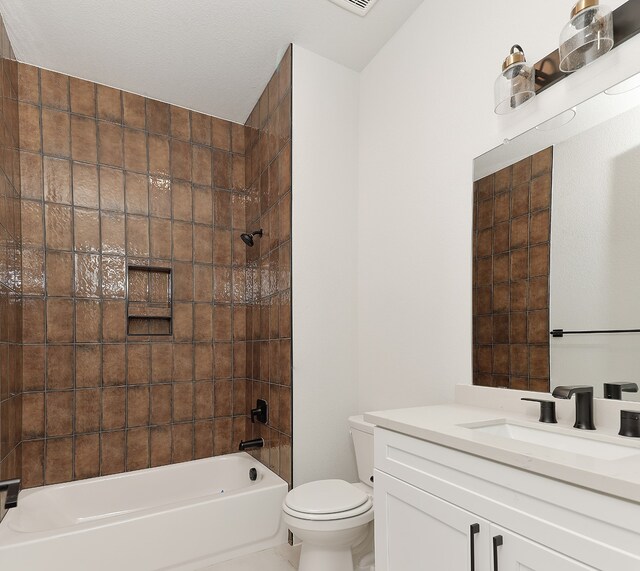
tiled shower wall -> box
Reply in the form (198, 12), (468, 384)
(17, 64), (253, 486)
(473, 148), (552, 392)
(0, 16), (21, 488)
(244, 47), (292, 484)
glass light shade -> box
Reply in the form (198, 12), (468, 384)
(494, 59), (536, 115)
(559, 1), (613, 72)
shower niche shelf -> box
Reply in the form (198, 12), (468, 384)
(126, 265), (172, 336)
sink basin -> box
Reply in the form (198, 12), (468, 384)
(463, 421), (640, 460)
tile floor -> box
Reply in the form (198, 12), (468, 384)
(200, 545), (300, 570)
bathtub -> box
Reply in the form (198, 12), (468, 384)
(0, 452), (288, 570)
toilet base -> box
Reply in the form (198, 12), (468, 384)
(356, 551), (375, 571)
(299, 543), (355, 571)
(283, 510), (373, 571)
(352, 519), (374, 566)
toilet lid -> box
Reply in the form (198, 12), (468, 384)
(285, 479), (368, 515)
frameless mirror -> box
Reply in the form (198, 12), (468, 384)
(473, 71), (640, 402)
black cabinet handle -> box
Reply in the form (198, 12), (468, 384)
(493, 535), (503, 571)
(469, 523), (480, 571)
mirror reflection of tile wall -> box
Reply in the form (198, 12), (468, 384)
(472, 148), (553, 392)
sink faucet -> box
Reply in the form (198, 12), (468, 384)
(552, 385), (596, 430)
(604, 382), (638, 400)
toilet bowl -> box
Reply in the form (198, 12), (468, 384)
(282, 416), (375, 571)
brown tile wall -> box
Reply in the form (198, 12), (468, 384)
(17, 63), (252, 487)
(473, 148), (552, 392)
(242, 47), (292, 485)
(0, 14), (22, 501)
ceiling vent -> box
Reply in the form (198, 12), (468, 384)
(328, 0), (380, 16)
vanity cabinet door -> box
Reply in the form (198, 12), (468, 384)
(375, 470), (491, 571)
(490, 524), (595, 571)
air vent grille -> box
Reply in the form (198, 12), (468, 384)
(328, 0), (380, 16)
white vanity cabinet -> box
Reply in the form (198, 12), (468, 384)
(376, 470), (490, 571)
(376, 471), (592, 571)
(374, 428), (640, 571)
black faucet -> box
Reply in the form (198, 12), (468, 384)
(604, 382), (639, 400)
(521, 398), (557, 423)
(0, 478), (20, 524)
(239, 438), (264, 451)
(619, 411), (640, 438)
(251, 399), (268, 424)
(552, 385), (596, 430)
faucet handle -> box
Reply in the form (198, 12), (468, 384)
(619, 411), (640, 438)
(604, 382), (639, 400)
(250, 399), (268, 424)
(521, 398), (558, 424)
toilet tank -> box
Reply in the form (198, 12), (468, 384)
(348, 415), (375, 487)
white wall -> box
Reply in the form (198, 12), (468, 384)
(292, 46), (360, 486)
(551, 104), (640, 399)
(357, 0), (639, 412)
(290, 2), (640, 485)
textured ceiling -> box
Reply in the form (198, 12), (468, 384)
(0, 0), (423, 123)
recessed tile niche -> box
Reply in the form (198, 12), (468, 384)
(127, 266), (172, 336)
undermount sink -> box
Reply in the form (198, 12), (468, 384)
(462, 420), (640, 461)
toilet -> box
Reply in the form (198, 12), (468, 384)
(282, 415), (375, 571)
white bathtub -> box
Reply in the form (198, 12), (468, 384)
(0, 452), (288, 570)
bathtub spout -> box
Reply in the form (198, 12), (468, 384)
(0, 478), (20, 523)
(239, 438), (264, 451)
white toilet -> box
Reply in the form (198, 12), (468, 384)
(282, 415), (375, 571)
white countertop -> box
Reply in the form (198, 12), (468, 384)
(364, 385), (640, 503)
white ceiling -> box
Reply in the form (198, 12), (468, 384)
(0, 0), (423, 123)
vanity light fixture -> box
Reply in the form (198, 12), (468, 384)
(494, 45), (536, 115)
(559, 0), (614, 73)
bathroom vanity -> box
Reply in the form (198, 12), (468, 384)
(365, 386), (640, 571)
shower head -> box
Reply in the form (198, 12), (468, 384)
(240, 229), (263, 247)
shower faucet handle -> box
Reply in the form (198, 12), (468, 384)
(251, 399), (268, 424)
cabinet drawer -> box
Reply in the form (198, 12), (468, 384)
(375, 427), (640, 570)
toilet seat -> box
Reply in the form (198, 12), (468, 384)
(284, 498), (373, 521)
(283, 479), (373, 521)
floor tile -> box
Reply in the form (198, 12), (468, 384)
(199, 545), (299, 570)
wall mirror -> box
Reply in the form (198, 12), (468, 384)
(473, 70), (640, 402)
